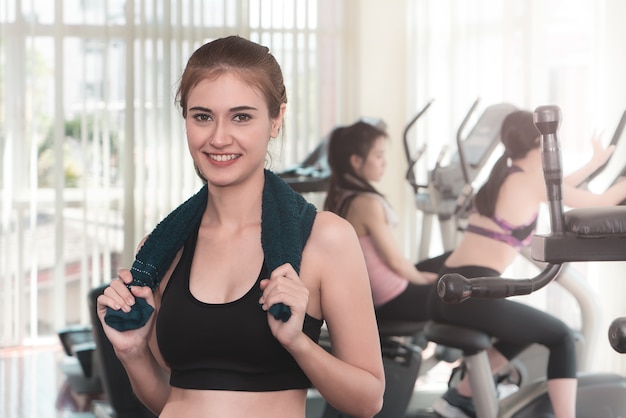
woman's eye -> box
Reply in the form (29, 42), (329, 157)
(192, 113), (211, 122)
(233, 114), (251, 122)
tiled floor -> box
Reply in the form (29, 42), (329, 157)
(0, 343), (96, 418)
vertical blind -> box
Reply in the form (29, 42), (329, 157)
(0, 0), (344, 347)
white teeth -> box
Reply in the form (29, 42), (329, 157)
(209, 154), (239, 162)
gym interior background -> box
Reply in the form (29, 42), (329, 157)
(1, 0), (625, 411)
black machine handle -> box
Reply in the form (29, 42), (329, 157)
(403, 99), (435, 194)
(455, 98), (481, 187)
(609, 317), (626, 354)
(437, 264), (562, 304)
(438, 105), (565, 303)
(534, 105), (566, 234)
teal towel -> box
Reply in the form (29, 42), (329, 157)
(105, 169), (317, 331)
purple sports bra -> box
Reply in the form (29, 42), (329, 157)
(465, 213), (538, 250)
(465, 165), (538, 250)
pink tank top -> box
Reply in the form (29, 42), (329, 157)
(359, 235), (409, 307)
(350, 193), (407, 307)
(336, 191), (408, 306)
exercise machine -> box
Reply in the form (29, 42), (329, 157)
(430, 104), (626, 417)
(404, 98), (518, 259)
(56, 324), (103, 412)
(409, 104), (626, 394)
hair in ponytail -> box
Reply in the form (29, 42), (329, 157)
(473, 110), (540, 217)
(324, 121), (388, 213)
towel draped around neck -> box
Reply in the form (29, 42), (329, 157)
(105, 169), (317, 331)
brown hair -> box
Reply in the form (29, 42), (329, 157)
(324, 121), (388, 213)
(175, 35), (287, 119)
(473, 110), (541, 217)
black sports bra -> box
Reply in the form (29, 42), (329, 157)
(156, 226), (324, 391)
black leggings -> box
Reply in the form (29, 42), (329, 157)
(375, 282), (433, 322)
(428, 264), (577, 380)
(375, 252), (451, 322)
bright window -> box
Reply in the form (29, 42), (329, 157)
(0, 0), (345, 347)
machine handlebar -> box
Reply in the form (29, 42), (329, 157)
(609, 317), (626, 354)
(437, 264), (562, 303)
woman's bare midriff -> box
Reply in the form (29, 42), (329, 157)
(445, 231), (518, 274)
(158, 387), (308, 418)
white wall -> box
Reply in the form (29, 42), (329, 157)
(345, 0), (418, 257)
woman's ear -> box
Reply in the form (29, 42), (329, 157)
(271, 104), (287, 138)
(349, 154), (363, 172)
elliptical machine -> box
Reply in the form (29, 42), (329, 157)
(429, 105), (626, 417)
(404, 98), (518, 259)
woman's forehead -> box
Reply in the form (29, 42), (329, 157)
(187, 74), (266, 109)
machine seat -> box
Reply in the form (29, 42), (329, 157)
(532, 206), (626, 263)
(424, 321), (492, 355)
(377, 319), (427, 339)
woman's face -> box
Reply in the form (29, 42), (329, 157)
(184, 73), (284, 186)
(352, 136), (387, 183)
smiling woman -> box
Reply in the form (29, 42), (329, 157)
(185, 75), (280, 181)
(95, 36), (385, 418)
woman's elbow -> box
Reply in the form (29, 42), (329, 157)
(359, 377), (386, 418)
(352, 396), (384, 418)
(370, 390), (385, 417)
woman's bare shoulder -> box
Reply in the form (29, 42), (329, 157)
(351, 192), (383, 205)
(347, 193), (386, 217)
(303, 211), (364, 259)
(310, 210), (358, 240)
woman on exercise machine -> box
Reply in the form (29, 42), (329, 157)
(324, 121), (439, 324)
(429, 109), (626, 418)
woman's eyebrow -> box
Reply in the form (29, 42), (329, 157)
(189, 106), (211, 113)
(230, 105), (259, 112)
(188, 105), (259, 113)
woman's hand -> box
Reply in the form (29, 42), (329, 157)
(563, 135), (616, 188)
(419, 270), (440, 284)
(259, 263), (309, 349)
(589, 135), (615, 170)
(96, 269), (156, 356)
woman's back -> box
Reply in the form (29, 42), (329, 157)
(342, 192), (396, 237)
(445, 166), (544, 273)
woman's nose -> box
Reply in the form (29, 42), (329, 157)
(209, 121), (232, 147)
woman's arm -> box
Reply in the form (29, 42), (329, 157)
(282, 213), (386, 418)
(354, 195), (435, 284)
(560, 136), (626, 208)
(563, 137), (615, 187)
(564, 177), (626, 208)
(97, 268), (171, 414)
